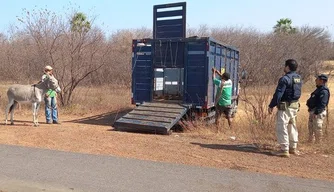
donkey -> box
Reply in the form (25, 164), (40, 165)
(5, 74), (61, 126)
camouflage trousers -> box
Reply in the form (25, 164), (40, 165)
(308, 110), (326, 143)
(276, 106), (299, 151)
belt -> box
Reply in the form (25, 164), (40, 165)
(281, 100), (298, 103)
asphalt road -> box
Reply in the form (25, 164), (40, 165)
(0, 144), (333, 192)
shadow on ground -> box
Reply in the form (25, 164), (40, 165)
(1, 120), (54, 126)
(66, 108), (133, 127)
(191, 142), (273, 156)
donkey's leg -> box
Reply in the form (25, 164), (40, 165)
(35, 102), (41, 126)
(5, 99), (14, 125)
(10, 101), (18, 125)
(32, 102), (38, 127)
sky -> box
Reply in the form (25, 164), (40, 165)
(0, 0), (333, 37)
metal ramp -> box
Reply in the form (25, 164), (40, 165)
(113, 102), (190, 135)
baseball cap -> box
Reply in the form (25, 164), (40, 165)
(44, 65), (53, 71)
(317, 74), (328, 82)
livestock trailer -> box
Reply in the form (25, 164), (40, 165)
(114, 2), (240, 134)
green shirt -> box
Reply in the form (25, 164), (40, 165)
(42, 74), (57, 97)
(214, 78), (232, 106)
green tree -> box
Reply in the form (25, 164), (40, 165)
(70, 12), (91, 33)
(273, 18), (297, 34)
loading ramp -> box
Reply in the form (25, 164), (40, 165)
(113, 102), (190, 135)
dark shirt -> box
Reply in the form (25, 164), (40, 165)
(306, 85), (330, 115)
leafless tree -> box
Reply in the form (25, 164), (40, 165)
(16, 8), (112, 105)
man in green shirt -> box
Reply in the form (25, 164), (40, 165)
(42, 65), (60, 124)
(212, 68), (233, 128)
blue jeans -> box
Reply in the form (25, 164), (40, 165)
(45, 96), (58, 123)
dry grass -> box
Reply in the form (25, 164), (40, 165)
(0, 84), (133, 117)
(60, 84), (133, 116)
(181, 66), (334, 155)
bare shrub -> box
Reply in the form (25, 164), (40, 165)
(206, 26), (332, 143)
(12, 8), (112, 106)
(97, 28), (152, 86)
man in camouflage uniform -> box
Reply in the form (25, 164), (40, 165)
(306, 74), (330, 144)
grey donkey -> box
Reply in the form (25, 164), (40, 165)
(5, 74), (61, 126)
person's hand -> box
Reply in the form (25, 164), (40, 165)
(212, 68), (216, 73)
(268, 107), (273, 114)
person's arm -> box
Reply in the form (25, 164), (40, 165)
(314, 89), (329, 115)
(212, 68), (216, 79)
(269, 77), (288, 110)
(216, 70), (222, 77)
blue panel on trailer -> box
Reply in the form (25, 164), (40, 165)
(153, 2), (186, 39)
(216, 45), (221, 55)
(135, 90), (151, 102)
(156, 10), (184, 18)
(187, 42), (205, 51)
(135, 59), (151, 64)
(230, 50), (235, 59)
(187, 56), (206, 66)
(132, 42), (153, 103)
(156, 25), (185, 33)
(134, 78), (151, 84)
(135, 47), (152, 52)
(184, 39), (208, 106)
(204, 39), (241, 109)
(232, 49), (240, 97)
(221, 46), (226, 69)
(215, 55), (221, 69)
(227, 49), (231, 58)
(208, 53), (215, 106)
(153, 40), (184, 68)
(221, 47), (225, 57)
(156, 19), (184, 27)
(209, 44), (216, 53)
(156, 31), (184, 39)
(134, 65), (150, 71)
(235, 51), (239, 59)
(235, 59), (240, 95)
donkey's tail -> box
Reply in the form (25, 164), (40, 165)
(9, 101), (18, 113)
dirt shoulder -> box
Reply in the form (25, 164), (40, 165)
(0, 114), (333, 182)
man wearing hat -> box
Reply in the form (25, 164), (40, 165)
(306, 74), (330, 144)
(42, 65), (60, 124)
